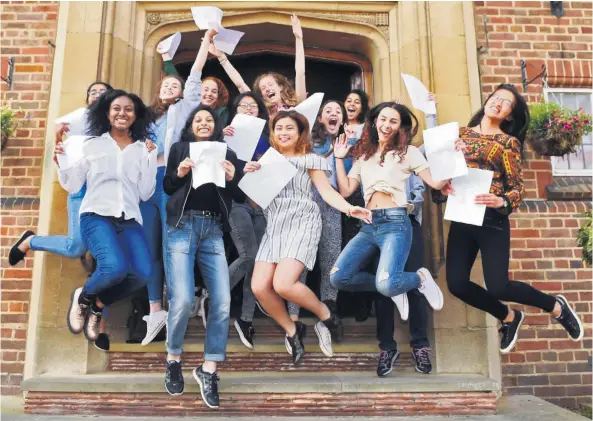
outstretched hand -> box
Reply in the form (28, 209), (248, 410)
(349, 206), (372, 224)
(334, 134), (353, 159)
(291, 14), (303, 39)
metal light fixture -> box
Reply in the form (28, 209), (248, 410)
(550, 1), (564, 18)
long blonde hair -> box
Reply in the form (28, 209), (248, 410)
(253, 72), (299, 114)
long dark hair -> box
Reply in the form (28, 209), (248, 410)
(468, 83), (530, 144)
(179, 104), (223, 143)
(227, 92), (270, 139)
(85, 81), (113, 105)
(346, 89), (370, 124)
(353, 102), (419, 165)
(311, 99), (347, 144)
(86, 89), (152, 141)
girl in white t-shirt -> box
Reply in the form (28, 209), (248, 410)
(331, 102), (454, 311)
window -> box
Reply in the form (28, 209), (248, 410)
(544, 88), (593, 176)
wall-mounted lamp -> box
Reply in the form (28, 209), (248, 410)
(550, 1), (564, 18)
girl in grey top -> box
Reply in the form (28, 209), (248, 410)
(245, 110), (371, 366)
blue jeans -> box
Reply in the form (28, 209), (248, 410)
(30, 185), (87, 258)
(139, 166), (168, 304)
(165, 212), (230, 360)
(330, 207), (421, 297)
(80, 213), (152, 307)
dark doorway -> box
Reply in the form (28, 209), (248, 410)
(175, 52), (361, 106)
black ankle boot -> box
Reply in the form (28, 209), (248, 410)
(286, 321), (307, 366)
(321, 300), (344, 343)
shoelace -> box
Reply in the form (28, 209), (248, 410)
(379, 351), (393, 367)
(414, 347), (432, 365)
(77, 304), (88, 318)
(167, 362), (182, 383)
(202, 372), (220, 393)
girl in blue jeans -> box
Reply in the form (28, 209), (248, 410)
(8, 81), (113, 268)
(162, 105), (244, 408)
(39, 90), (156, 344)
(139, 27), (213, 346)
(331, 102), (450, 311)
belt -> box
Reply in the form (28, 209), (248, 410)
(185, 209), (221, 219)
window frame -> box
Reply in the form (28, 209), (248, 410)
(543, 87), (593, 177)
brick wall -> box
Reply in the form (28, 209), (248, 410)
(1, 1), (58, 395)
(474, 1), (592, 410)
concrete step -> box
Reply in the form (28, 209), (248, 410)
(21, 372), (499, 417)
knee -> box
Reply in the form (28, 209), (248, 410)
(272, 278), (292, 299)
(170, 295), (194, 316)
(329, 265), (348, 290)
(251, 278), (269, 300)
(69, 241), (87, 258)
(446, 276), (467, 299)
(210, 293), (231, 319)
(134, 264), (154, 286)
(96, 258), (127, 283)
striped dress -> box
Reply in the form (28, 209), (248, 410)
(256, 154), (330, 270)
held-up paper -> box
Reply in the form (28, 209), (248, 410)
(238, 148), (298, 209)
(191, 6), (223, 30)
(444, 168), (494, 226)
(55, 107), (88, 138)
(423, 122), (467, 181)
(401, 73), (437, 115)
(214, 28), (245, 55)
(293, 93), (324, 132)
(56, 135), (86, 170)
(157, 32), (182, 60)
(224, 114), (266, 162)
(189, 142), (227, 189)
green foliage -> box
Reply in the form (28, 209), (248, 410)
(577, 210), (592, 266)
(1, 105), (18, 138)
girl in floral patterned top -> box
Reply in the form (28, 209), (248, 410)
(440, 84), (583, 354)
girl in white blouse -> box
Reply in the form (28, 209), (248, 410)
(55, 90), (157, 342)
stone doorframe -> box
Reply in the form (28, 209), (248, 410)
(26, 1), (499, 388)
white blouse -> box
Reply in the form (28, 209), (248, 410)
(57, 132), (157, 225)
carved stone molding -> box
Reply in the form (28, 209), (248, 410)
(145, 10), (390, 40)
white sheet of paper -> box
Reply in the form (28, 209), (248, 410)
(157, 32), (181, 59)
(191, 6), (223, 30)
(444, 168), (494, 226)
(214, 28), (245, 55)
(224, 114), (266, 162)
(293, 93), (324, 131)
(56, 135), (86, 169)
(189, 142), (227, 189)
(55, 107), (88, 137)
(401, 73), (437, 115)
(238, 148), (298, 209)
(423, 122), (467, 181)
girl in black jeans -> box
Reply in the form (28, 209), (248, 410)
(439, 84), (583, 353)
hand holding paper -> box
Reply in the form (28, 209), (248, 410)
(189, 142), (228, 189)
(56, 135), (86, 169)
(292, 93), (324, 131)
(224, 114), (266, 161)
(238, 148), (298, 209)
(423, 122), (468, 181)
(157, 32), (181, 61)
(444, 168), (494, 226)
(191, 6), (223, 30)
(55, 108), (88, 138)
(401, 73), (437, 115)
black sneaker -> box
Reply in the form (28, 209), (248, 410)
(555, 295), (583, 341)
(412, 347), (433, 374)
(286, 321), (307, 366)
(321, 300), (344, 344)
(94, 333), (110, 351)
(164, 360), (184, 396)
(193, 365), (220, 409)
(354, 299), (370, 323)
(499, 309), (524, 353)
(377, 349), (400, 377)
(234, 319), (255, 350)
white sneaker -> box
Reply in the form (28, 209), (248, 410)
(314, 321), (334, 357)
(391, 294), (409, 321)
(417, 268), (444, 311)
(141, 310), (167, 346)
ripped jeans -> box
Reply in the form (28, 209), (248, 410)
(330, 207), (420, 297)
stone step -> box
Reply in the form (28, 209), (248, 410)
(21, 372), (499, 417)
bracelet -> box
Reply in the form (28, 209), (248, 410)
(219, 57), (228, 65)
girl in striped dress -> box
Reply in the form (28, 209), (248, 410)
(245, 110), (372, 366)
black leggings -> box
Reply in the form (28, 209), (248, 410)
(446, 215), (557, 321)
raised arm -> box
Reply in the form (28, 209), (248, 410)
(334, 134), (361, 197)
(209, 44), (250, 93)
(291, 15), (307, 102)
(310, 169), (371, 223)
(193, 28), (217, 74)
(138, 142), (158, 201)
